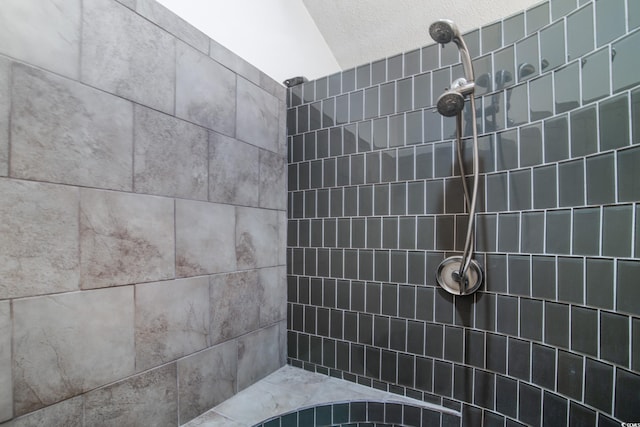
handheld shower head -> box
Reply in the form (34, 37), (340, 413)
(429, 19), (475, 88)
(436, 91), (465, 117)
(428, 19), (476, 119)
(435, 77), (475, 117)
(429, 19), (460, 45)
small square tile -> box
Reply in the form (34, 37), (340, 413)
(487, 333), (507, 374)
(557, 350), (583, 400)
(533, 165), (557, 209)
(545, 302), (569, 348)
(617, 260), (640, 316)
(521, 211), (545, 253)
(615, 369), (640, 421)
(496, 375), (518, 418)
(530, 74), (553, 121)
(546, 210), (571, 254)
(520, 298), (543, 341)
(572, 207), (599, 255)
(508, 337), (531, 381)
(567, 4), (594, 60)
(612, 30), (640, 92)
(601, 311), (629, 366)
(586, 258), (614, 309)
(600, 93), (630, 151)
(540, 20), (566, 72)
(570, 105), (598, 157)
(618, 146), (640, 201)
(584, 358), (613, 413)
(508, 255), (530, 296)
(526, 2), (550, 34)
(596, 0), (625, 46)
(482, 22), (502, 54)
(545, 115), (570, 163)
(557, 256), (583, 304)
(520, 123), (543, 167)
(603, 205), (632, 258)
(497, 295), (518, 336)
(571, 306), (598, 356)
(582, 48), (610, 103)
(532, 255), (557, 300)
(543, 391), (568, 427)
(558, 159), (585, 207)
(569, 402), (596, 427)
(485, 254), (507, 293)
(356, 64), (371, 89)
(519, 383), (542, 427)
(504, 13), (525, 45)
(554, 62), (580, 114)
(532, 343), (556, 390)
(486, 173), (508, 212)
(509, 169), (532, 211)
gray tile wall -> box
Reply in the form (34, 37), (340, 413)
(286, 0), (640, 426)
(0, 0), (286, 425)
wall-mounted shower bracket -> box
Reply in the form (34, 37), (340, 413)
(436, 256), (483, 295)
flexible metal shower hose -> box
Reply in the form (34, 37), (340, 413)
(454, 95), (480, 280)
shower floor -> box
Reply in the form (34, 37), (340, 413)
(182, 365), (457, 426)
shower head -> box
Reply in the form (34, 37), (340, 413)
(436, 91), (466, 117)
(429, 19), (475, 86)
(429, 19), (460, 45)
(435, 77), (474, 117)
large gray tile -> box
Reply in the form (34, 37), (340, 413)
(82, 0), (175, 113)
(0, 301), (10, 422)
(13, 287), (135, 415)
(237, 77), (281, 153)
(0, 0), (80, 79)
(277, 100), (287, 155)
(176, 199), (236, 277)
(278, 211), (287, 266)
(178, 340), (237, 424)
(236, 207), (279, 269)
(5, 397), (83, 427)
(0, 57), (9, 177)
(210, 39), (261, 91)
(209, 271), (260, 345)
(84, 364), (177, 427)
(208, 133), (259, 206)
(80, 189), (175, 289)
(135, 277), (210, 371)
(136, 0), (209, 53)
(259, 149), (287, 210)
(237, 324), (283, 391)
(258, 266), (287, 327)
(0, 179), (79, 299)
(11, 63), (133, 190)
(184, 410), (245, 427)
(114, 0), (135, 8)
(134, 105), (208, 200)
(176, 41), (236, 134)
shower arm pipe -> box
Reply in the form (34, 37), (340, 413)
(457, 95), (480, 278)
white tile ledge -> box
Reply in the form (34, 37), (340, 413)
(182, 365), (459, 426)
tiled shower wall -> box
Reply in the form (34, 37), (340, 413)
(0, 0), (287, 425)
(287, 0), (640, 425)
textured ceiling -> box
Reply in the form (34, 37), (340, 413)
(302, 0), (541, 69)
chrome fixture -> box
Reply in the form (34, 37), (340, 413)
(283, 76), (308, 87)
(429, 19), (483, 296)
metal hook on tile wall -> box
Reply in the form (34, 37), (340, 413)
(429, 19), (484, 296)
